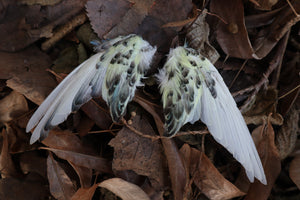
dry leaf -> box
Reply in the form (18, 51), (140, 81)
(210, 0), (256, 59)
(47, 153), (76, 200)
(0, 46), (57, 105)
(250, 0), (279, 10)
(180, 144), (245, 200)
(71, 184), (98, 200)
(276, 106), (299, 159)
(0, 0), (87, 51)
(244, 118), (281, 199)
(0, 91), (28, 123)
(0, 174), (49, 199)
(19, 0), (62, 6)
(186, 10), (220, 64)
(289, 150), (300, 189)
(69, 162), (92, 189)
(109, 114), (168, 189)
(244, 88), (283, 125)
(0, 129), (19, 178)
(98, 178), (150, 200)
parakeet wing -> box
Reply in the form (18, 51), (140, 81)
(158, 46), (266, 184)
(27, 34), (156, 144)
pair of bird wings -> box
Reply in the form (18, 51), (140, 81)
(26, 34), (266, 184)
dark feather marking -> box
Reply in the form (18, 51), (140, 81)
(196, 76), (201, 88)
(189, 60), (197, 67)
(110, 58), (116, 64)
(129, 75), (136, 86)
(182, 69), (189, 77)
(130, 62), (135, 69)
(100, 54), (105, 61)
(201, 57), (205, 61)
(173, 104), (184, 119)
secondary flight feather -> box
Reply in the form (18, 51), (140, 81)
(27, 34), (156, 144)
(157, 46), (267, 184)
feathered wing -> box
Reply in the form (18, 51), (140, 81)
(158, 46), (266, 184)
(27, 34), (156, 144)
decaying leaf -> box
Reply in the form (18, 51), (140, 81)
(250, 0), (279, 10)
(276, 105), (299, 159)
(244, 117), (281, 199)
(186, 9), (220, 64)
(42, 129), (112, 174)
(244, 88), (283, 125)
(0, 0), (87, 51)
(47, 153), (76, 200)
(109, 114), (168, 189)
(289, 150), (300, 190)
(180, 144), (245, 200)
(98, 178), (150, 200)
(0, 46), (57, 105)
(0, 91), (28, 123)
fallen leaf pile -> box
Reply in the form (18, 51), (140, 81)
(0, 0), (299, 199)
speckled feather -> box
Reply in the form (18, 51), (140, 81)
(27, 34), (156, 144)
(157, 46), (267, 184)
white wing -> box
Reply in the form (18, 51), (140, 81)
(199, 62), (266, 184)
(27, 35), (156, 144)
(159, 46), (266, 184)
(27, 53), (103, 144)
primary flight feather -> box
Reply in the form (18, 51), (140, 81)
(27, 34), (156, 144)
(157, 46), (267, 184)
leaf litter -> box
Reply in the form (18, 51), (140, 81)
(0, 0), (299, 199)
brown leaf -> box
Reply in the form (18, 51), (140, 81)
(186, 10), (220, 64)
(69, 162), (93, 188)
(180, 144), (245, 200)
(42, 147), (112, 174)
(289, 150), (300, 189)
(0, 174), (49, 200)
(276, 106), (299, 159)
(19, 151), (47, 179)
(71, 184), (98, 200)
(109, 114), (168, 189)
(244, 88), (283, 126)
(86, 0), (132, 38)
(0, 46), (56, 105)
(47, 153), (76, 200)
(0, 0), (87, 51)
(0, 91), (28, 123)
(19, 0), (63, 6)
(98, 178), (150, 200)
(0, 129), (19, 178)
(81, 99), (112, 130)
(252, 1), (300, 58)
(245, 118), (281, 200)
(250, 0), (279, 10)
(133, 95), (187, 200)
(210, 0), (255, 59)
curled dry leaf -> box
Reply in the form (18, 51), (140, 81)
(98, 178), (150, 200)
(71, 184), (98, 200)
(109, 114), (168, 189)
(47, 153), (76, 200)
(186, 9), (220, 64)
(0, 91), (28, 123)
(180, 144), (245, 200)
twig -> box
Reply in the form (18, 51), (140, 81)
(286, 0), (299, 17)
(41, 12), (87, 51)
(229, 59), (248, 89)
